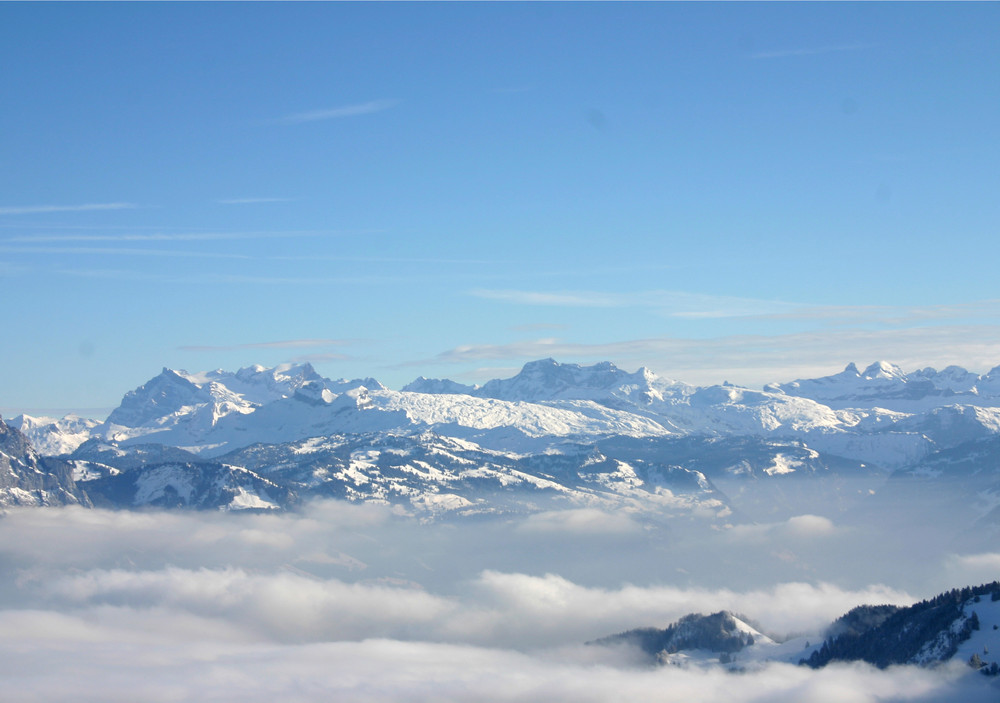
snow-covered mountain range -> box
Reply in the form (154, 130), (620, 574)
(5, 358), (1000, 521)
(770, 361), (1000, 412)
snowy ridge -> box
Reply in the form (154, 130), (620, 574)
(470, 358), (689, 405)
(16, 359), (1000, 474)
(9, 414), (100, 455)
(7, 358), (1000, 520)
(209, 431), (732, 519)
(772, 361), (1000, 412)
(374, 391), (675, 446)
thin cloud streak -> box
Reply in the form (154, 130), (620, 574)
(750, 43), (877, 59)
(291, 352), (352, 364)
(471, 288), (803, 318)
(472, 288), (1000, 326)
(473, 289), (621, 308)
(179, 340), (353, 353)
(274, 254), (500, 265)
(421, 325), (1000, 387)
(217, 197), (294, 205)
(511, 323), (569, 333)
(6, 230), (328, 243)
(2, 246), (251, 260)
(760, 300), (1000, 326)
(53, 267), (438, 287)
(0, 202), (139, 215)
(276, 99), (399, 124)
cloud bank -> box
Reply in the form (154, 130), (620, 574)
(1, 504), (996, 702)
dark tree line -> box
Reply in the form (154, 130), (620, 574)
(802, 582), (1000, 671)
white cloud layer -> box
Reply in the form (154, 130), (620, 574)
(0, 624), (994, 703)
(1, 504), (996, 701)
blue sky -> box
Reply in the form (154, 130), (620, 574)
(1, 2), (999, 416)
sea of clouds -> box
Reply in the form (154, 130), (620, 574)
(1, 501), (998, 702)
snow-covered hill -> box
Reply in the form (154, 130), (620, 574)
(770, 361), (1000, 412)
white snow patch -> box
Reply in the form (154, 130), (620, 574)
(224, 487), (279, 511)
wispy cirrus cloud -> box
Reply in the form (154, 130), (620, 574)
(470, 288), (801, 319)
(275, 99), (399, 125)
(6, 230), (326, 243)
(0, 202), (139, 216)
(510, 323), (569, 333)
(749, 43), (877, 60)
(49, 267), (406, 286)
(473, 289), (622, 308)
(421, 324), (1000, 387)
(290, 352), (352, 364)
(471, 289), (1000, 326)
(178, 339), (353, 353)
(492, 85), (535, 94)
(274, 254), (498, 266)
(217, 197), (294, 205)
(0, 246), (251, 260)
(753, 299), (1000, 327)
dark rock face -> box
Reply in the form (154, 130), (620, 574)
(0, 416), (90, 507)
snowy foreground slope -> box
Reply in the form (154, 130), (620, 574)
(4, 358), (1000, 523)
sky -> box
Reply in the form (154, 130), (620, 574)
(1, 2), (999, 417)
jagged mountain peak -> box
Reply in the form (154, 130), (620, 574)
(7, 413), (101, 456)
(292, 380), (335, 406)
(520, 358), (626, 379)
(474, 358), (661, 403)
(234, 361), (321, 384)
(402, 359), (666, 401)
(773, 361), (1000, 411)
(0, 416), (90, 507)
(861, 361), (907, 380)
(326, 376), (387, 393)
(106, 368), (209, 427)
(402, 376), (478, 395)
(0, 414), (37, 458)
